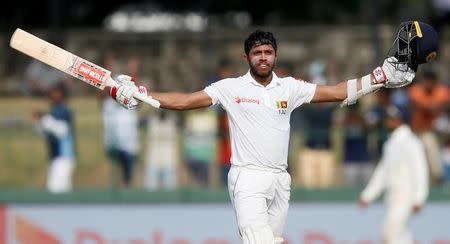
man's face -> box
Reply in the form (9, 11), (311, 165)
(48, 89), (64, 104)
(245, 44), (277, 79)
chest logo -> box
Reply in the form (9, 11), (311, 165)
(276, 100), (288, 115)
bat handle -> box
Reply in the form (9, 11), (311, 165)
(107, 78), (160, 108)
(340, 84), (384, 107)
(133, 91), (160, 108)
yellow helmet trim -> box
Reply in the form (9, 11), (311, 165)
(414, 21), (423, 38)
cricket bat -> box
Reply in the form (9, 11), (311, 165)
(10, 28), (160, 108)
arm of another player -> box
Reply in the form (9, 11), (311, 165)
(359, 158), (388, 207)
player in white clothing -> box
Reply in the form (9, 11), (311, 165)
(359, 104), (428, 244)
(109, 23), (437, 243)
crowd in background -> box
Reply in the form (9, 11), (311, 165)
(23, 47), (450, 192)
(289, 59), (450, 189)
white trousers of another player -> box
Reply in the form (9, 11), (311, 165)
(382, 192), (415, 244)
(228, 165), (291, 241)
(47, 157), (74, 193)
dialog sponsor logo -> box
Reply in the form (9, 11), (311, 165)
(235, 96), (260, 104)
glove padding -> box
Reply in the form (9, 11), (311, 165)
(376, 57), (416, 88)
(110, 75), (148, 110)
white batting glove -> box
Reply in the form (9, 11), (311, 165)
(372, 57), (416, 88)
(110, 75), (148, 110)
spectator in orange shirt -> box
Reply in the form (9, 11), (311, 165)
(409, 70), (448, 184)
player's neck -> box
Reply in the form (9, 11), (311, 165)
(250, 71), (273, 87)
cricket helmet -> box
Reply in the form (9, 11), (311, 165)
(387, 21), (439, 72)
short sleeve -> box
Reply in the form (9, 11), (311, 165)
(289, 78), (317, 108)
(203, 78), (232, 106)
(204, 84), (220, 105)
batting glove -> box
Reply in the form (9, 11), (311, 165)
(372, 57), (416, 88)
(110, 75), (148, 110)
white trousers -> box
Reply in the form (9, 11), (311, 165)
(383, 193), (414, 244)
(47, 157), (74, 193)
(228, 165), (291, 238)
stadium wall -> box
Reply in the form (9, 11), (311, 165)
(0, 203), (449, 243)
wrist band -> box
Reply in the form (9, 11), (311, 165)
(346, 79), (357, 105)
(361, 74), (373, 95)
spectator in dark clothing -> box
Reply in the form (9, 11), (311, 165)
(298, 103), (338, 188)
(32, 82), (76, 193)
(342, 105), (372, 186)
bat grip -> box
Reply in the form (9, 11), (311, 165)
(133, 91), (160, 108)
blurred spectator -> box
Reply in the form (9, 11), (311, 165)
(437, 103), (450, 185)
(101, 92), (139, 187)
(442, 138), (450, 185)
(99, 53), (142, 188)
(297, 60), (339, 188)
(298, 103), (337, 188)
(365, 89), (391, 161)
(342, 105), (372, 186)
(391, 88), (410, 112)
(218, 112), (232, 187)
(207, 57), (236, 187)
(274, 62), (294, 78)
(431, 0), (450, 33)
(31, 82), (75, 193)
(359, 103), (428, 244)
(144, 110), (179, 191)
(24, 60), (68, 97)
(183, 109), (218, 187)
(206, 57), (235, 86)
(308, 60), (328, 85)
(409, 70), (448, 184)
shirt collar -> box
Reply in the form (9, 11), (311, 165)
(243, 70), (281, 88)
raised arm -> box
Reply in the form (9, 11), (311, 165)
(311, 76), (368, 103)
(311, 58), (415, 105)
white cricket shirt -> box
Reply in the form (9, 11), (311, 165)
(204, 71), (316, 170)
(360, 125), (429, 205)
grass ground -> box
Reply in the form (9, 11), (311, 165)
(0, 96), (149, 190)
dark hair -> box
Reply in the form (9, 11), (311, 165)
(244, 30), (277, 55)
(385, 104), (410, 123)
(50, 81), (69, 97)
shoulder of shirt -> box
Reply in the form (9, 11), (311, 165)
(209, 76), (248, 88)
(278, 76), (310, 85)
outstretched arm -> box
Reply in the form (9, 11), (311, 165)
(149, 91), (213, 110)
(311, 75), (373, 103)
(110, 75), (213, 111)
(312, 57), (415, 105)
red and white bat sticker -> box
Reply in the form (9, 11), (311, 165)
(73, 59), (110, 87)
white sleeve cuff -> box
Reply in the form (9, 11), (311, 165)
(346, 79), (358, 105)
(203, 86), (219, 106)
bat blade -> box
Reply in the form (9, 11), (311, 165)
(10, 28), (111, 90)
(10, 28), (160, 108)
